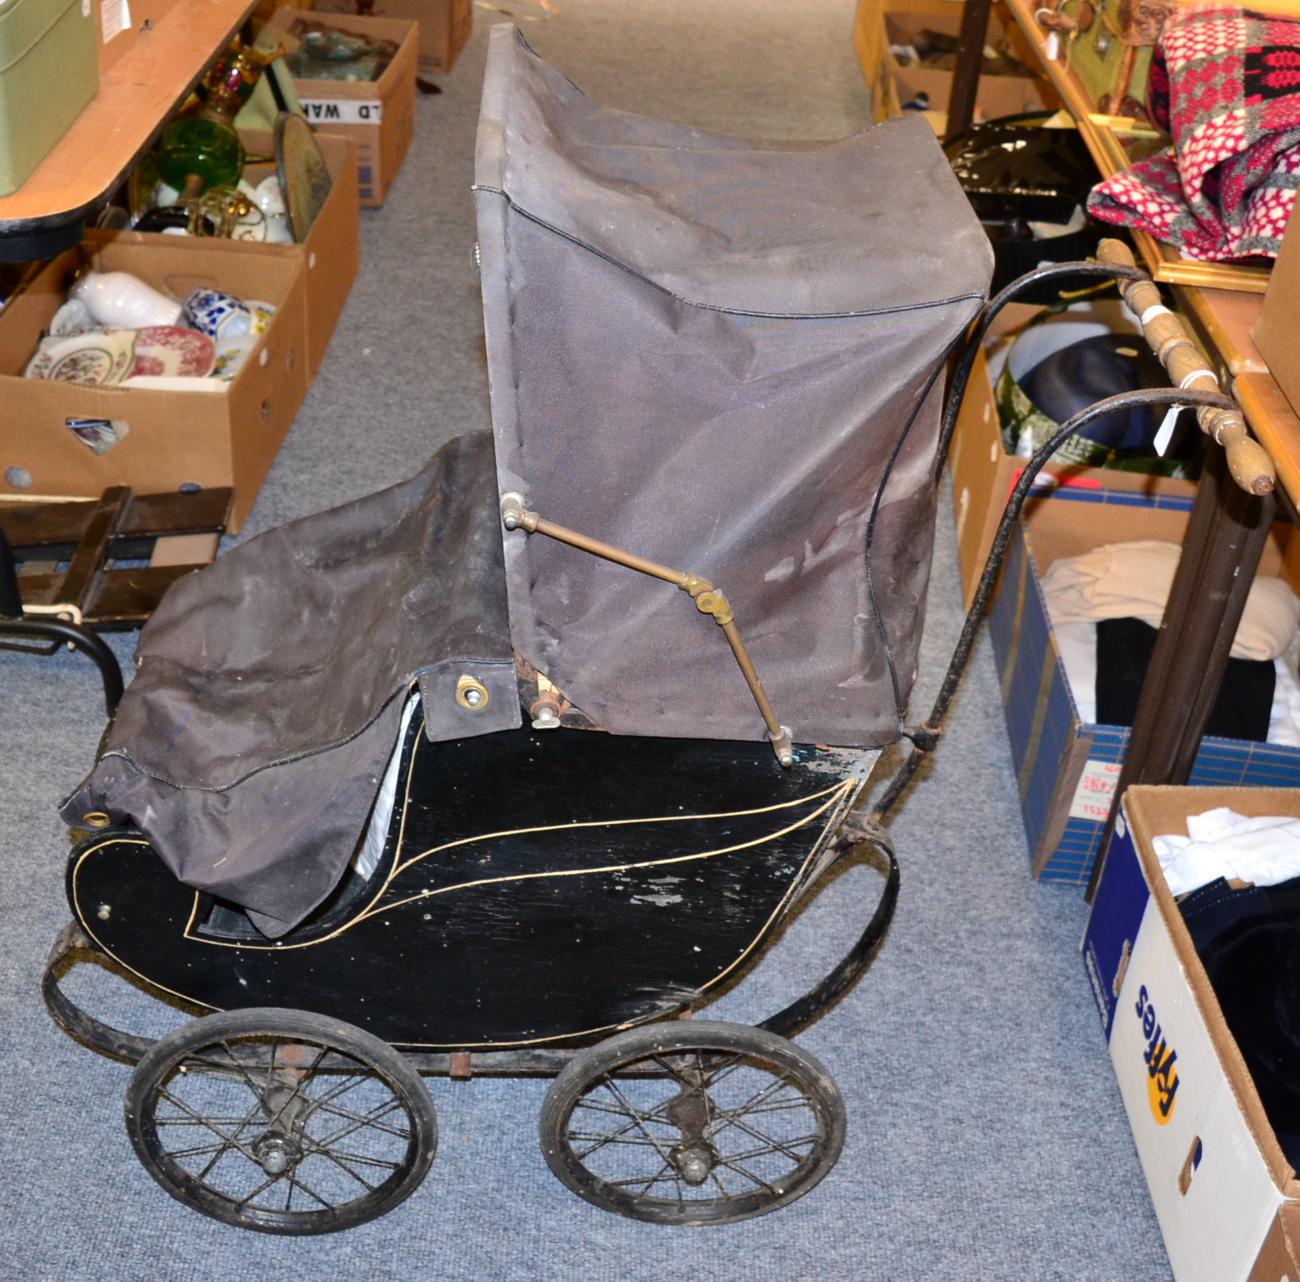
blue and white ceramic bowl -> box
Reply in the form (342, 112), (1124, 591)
(182, 288), (253, 341)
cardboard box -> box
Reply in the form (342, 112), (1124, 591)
(1253, 207), (1300, 420)
(312, 0), (471, 74)
(949, 346), (1199, 610)
(237, 129), (359, 378)
(1083, 786), (1300, 1282)
(263, 10), (417, 206)
(852, 0), (902, 123)
(882, 3), (1056, 125)
(988, 501), (1300, 884)
(0, 234), (310, 532)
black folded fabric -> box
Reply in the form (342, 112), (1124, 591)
(1096, 616), (1275, 741)
(1179, 875), (1300, 1168)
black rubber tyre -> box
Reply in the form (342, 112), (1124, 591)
(539, 1019), (845, 1224)
(124, 1007), (436, 1235)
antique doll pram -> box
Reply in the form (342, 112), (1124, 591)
(42, 26), (1273, 1236)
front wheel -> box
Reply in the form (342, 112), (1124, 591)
(124, 1007), (436, 1234)
(539, 1019), (846, 1224)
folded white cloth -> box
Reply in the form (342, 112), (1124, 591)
(1153, 807), (1300, 895)
(1042, 540), (1299, 662)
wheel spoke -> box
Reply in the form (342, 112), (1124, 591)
(741, 1097), (816, 1116)
(607, 1165), (678, 1191)
(306, 1145), (381, 1192)
(286, 1172), (334, 1211)
(218, 1040), (274, 1107)
(153, 1116), (261, 1127)
(722, 1114), (817, 1166)
(155, 1087), (262, 1165)
(705, 1074), (798, 1142)
(573, 1097), (648, 1118)
(193, 1092), (271, 1182)
(299, 1072), (371, 1120)
(564, 1131), (661, 1148)
(721, 1133), (820, 1165)
(262, 1044), (330, 1134)
(164, 1141), (227, 1161)
(708, 1168), (733, 1201)
(571, 1088), (677, 1160)
(716, 1157), (777, 1193)
(235, 1171), (286, 1209)
(311, 1097), (410, 1147)
(649, 1055), (697, 1089)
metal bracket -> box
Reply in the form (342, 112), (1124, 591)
(501, 496), (795, 766)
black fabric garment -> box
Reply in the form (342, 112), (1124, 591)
(1179, 875), (1300, 1168)
(1095, 616), (1275, 741)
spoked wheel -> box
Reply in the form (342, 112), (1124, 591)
(124, 1008), (436, 1235)
(539, 1019), (846, 1224)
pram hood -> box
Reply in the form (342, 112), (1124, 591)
(62, 30), (992, 936)
(476, 25), (992, 749)
(62, 434), (520, 936)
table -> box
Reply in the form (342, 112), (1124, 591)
(0, 0), (258, 261)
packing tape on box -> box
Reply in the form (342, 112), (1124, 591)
(299, 99), (383, 125)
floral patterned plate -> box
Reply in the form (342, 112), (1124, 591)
(129, 326), (216, 379)
(24, 330), (138, 384)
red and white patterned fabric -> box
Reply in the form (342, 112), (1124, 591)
(1087, 4), (1300, 261)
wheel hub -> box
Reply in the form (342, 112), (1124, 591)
(253, 1131), (301, 1176)
(670, 1141), (716, 1187)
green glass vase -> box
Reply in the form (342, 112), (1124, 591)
(155, 114), (245, 194)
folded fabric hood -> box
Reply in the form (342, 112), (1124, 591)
(474, 24), (993, 748)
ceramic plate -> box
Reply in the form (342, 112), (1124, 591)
(25, 330), (137, 385)
(275, 111), (333, 242)
(129, 326), (216, 379)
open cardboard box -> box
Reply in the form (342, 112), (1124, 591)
(884, 1), (1056, 125)
(988, 500), (1300, 884)
(312, 0), (472, 74)
(0, 233), (310, 532)
(948, 344), (1199, 611)
(259, 10), (417, 207)
(1254, 205), (1300, 420)
(1084, 785), (1300, 1282)
(124, 129), (358, 380)
(238, 128), (358, 379)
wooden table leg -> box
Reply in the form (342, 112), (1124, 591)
(946, 0), (995, 141)
(1087, 441), (1277, 898)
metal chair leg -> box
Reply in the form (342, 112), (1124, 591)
(0, 526), (125, 716)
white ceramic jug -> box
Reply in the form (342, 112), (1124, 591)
(70, 271), (183, 329)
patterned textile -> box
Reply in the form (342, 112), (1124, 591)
(1087, 4), (1300, 260)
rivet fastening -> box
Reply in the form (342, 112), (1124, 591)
(455, 674), (490, 712)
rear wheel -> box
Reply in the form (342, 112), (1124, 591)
(124, 1007), (436, 1234)
(539, 1019), (845, 1224)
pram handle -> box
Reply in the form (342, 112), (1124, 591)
(1096, 238), (1274, 497)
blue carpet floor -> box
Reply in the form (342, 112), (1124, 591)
(0, 2), (1173, 1277)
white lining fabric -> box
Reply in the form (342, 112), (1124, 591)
(352, 691), (422, 882)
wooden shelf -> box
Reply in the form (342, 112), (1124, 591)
(1235, 373), (1300, 509)
(0, 0), (258, 243)
(998, 0), (1270, 294)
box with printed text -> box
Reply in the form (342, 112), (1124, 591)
(1083, 786), (1300, 1282)
(988, 501), (1300, 884)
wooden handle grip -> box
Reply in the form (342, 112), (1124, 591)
(1095, 238), (1274, 496)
